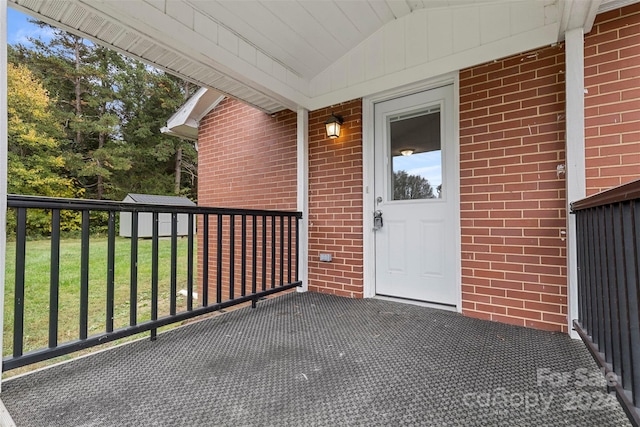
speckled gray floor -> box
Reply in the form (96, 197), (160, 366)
(1, 292), (632, 426)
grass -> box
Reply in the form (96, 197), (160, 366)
(3, 236), (197, 377)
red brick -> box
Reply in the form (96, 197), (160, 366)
(460, 44), (567, 333)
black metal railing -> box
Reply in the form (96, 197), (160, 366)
(4, 194), (302, 371)
(572, 179), (640, 427)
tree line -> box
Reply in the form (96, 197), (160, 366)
(7, 22), (198, 206)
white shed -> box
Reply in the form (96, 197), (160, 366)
(119, 194), (196, 238)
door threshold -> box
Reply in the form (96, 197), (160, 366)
(374, 294), (458, 312)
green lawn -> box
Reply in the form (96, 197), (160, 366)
(3, 236), (196, 374)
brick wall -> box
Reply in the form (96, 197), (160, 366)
(197, 98), (298, 301)
(307, 100), (364, 297)
(459, 45), (568, 332)
(584, 4), (640, 195)
(198, 98), (297, 211)
(194, 6), (638, 329)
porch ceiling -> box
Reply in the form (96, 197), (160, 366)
(7, 0), (631, 113)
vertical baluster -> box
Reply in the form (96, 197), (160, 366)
(576, 211), (587, 328)
(49, 209), (60, 348)
(262, 215), (267, 292)
(296, 216), (300, 283)
(151, 212), (159, 340)
(170, 212), (178, 315)
(229, 214), (235, 300)
(271, 215), (276, 289)
(217, 214), (223, 304)
(279, 216), (284, 286)
(288, 216), (292, 284)
(598, 206), (613, 363)
(202, 214), (209, 306)
(252, 215), (257, 295)
(591, 207), (606, 351)
(624, 202), (640, 404)
(13, 208), (27, 357)
(187, 213), (194, 311)
(106, 211), (116, 333)
(130, 211), (139, 326)
(241, 214), (247, 297)
(79, 210), (90, 340)
(604, 205), (621, 373)
(587, 209), (598, 344)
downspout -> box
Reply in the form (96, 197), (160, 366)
(0, 0), (9, 390)
(565, 28), (586, 339)
(296, 108), (309, 292)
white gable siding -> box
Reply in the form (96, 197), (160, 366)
(308, 2), (561, 110)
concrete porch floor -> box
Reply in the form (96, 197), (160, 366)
(0, 292), (631, 426)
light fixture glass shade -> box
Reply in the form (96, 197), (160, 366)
(400, 149), (414, 156)
(325, 113), (344, 139)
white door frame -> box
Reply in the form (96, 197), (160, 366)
(362, 72), (462, 312)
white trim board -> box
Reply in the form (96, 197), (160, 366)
(565, 28), (586, 340)
(296, 108), (309, 293)
(374, 295), (458, 313)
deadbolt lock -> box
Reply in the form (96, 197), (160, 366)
(373, 210), (383, 231)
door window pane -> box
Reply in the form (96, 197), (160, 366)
(389, 107), (442, 200)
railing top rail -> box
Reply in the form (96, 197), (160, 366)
(571, 178), (640, 212)
(7, 194), (302, 218)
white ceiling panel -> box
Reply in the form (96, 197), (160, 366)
(298, 1), (363, 50)
(261, 1), (346, 60)
(8, 0), (608, 113)
(188, 0), (317, 78)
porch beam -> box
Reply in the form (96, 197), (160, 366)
(0, 0), (9, 393)
(565, 27), (586, 339)
(296, 108), (309, 292)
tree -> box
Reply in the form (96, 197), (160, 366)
(13, 24), (132, 200)
(11, 23), (198, 201)
(393, 170), (435, 200)
(114, 67), (198, 200)
(7, 63), (83, 232)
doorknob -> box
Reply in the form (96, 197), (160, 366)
(373, 210), (383, 231)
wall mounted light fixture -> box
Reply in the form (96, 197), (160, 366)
(325, 113), (344, 139)
(400, 149), (415, 156)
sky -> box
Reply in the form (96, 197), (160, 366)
(7, 8), (54, 46)
(394, 151), (442, 189)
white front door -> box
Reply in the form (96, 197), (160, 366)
(374, 85), (457, 306)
